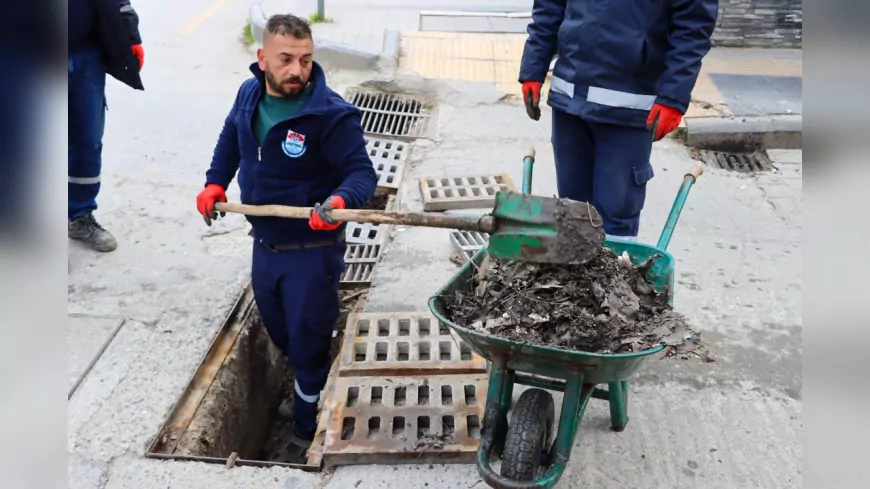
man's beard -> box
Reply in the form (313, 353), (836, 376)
(265, 69), (307, 98)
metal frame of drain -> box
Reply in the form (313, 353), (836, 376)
(449, 230), (489, 261)
(337, 312), (488, 376)
(698, 150), (773, 172)
(321, 374), (488, 467)
(419, 173), (516, 211)
(345, 87), (433, 139)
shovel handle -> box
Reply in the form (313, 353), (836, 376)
(655, 161), (705, 251)
(522, 147), (535, 195)
(214, 202), (497, 233)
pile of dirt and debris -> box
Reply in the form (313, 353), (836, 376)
(442, 248), (710, 360)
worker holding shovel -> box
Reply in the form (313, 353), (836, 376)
(519, 0), (718, 241)
(195, 15), (377, 454)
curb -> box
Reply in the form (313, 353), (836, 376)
(250, 2), (398, 73)
(683, 114), (802, 152)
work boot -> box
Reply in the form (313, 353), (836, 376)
(69, 213), (117, 252)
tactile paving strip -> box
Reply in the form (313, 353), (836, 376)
(419, 173), (516, 211)
(365, 136), (408, 192)
(321, 374), (488, 467)
(338, 312), (488, 376)
(449, 231), (489, 260)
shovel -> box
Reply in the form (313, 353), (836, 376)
(213, 149), (606, 265)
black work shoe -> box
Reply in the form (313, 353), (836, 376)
(289, 427), (316, 449)
(69, 213), (117, 252)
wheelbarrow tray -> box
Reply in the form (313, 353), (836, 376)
(428, 240), (675, 385)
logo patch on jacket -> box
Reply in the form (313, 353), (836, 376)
(282, 130), (307, 158)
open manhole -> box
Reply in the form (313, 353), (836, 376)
(698, 150), (772, 172)
(344, 88), (432, 139)
(146, 283), (365, 471)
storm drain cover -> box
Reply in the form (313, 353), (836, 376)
(365, 136), (408, 191)
(449, 231), (489, 260)
(341, 262), (375, 288)
(345, 88), (432, 139)
(699, 150), (772, 172)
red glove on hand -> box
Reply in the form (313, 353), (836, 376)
(196, 184), (227, 226)
(646, 103), (683, 141)
(521, 81), (542, 121)
(309, 196), (346, 231)
(131, 44), (144, 71)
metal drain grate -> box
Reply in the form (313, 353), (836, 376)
(341, 263), (375, 288)
(345, 88), (432, 139)
(321, 374), (487, 467)
(344, 244), (382, 263)
(365, 137), (408, 192)
(337, 312), (487, 376)
(449, 231), (489, 260)
(699, 151), (772, 172)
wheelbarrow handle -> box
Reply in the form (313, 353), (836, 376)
(522, 146), (535, 196)
(655, 161), (705, 251)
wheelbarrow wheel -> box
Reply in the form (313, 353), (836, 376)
(500, 388), (555, 481)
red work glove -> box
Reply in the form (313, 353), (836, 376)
(131, 44), (144, 71)
(646, 103), (683, 141)
(196, 184), (227, 226)
(521, 81), (542, 121)
(309, 196), (346, 231)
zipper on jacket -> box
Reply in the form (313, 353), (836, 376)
(258, 146), (262, 161)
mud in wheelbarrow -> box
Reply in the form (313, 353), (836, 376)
(427, 163), (705, 488)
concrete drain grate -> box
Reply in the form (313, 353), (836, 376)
(419, 173), (516, 211)
(699, 150), (772, 172)
(365, 136), (408, 192)
(341, 263), (376, 288)
(345, 88), (432, 139)
(449, 231), (489, 260)
(321, 374), (487, 466)
(344, 244), (382, 263)
(338, 312), (488, 376)
(346, 222), (391, 245)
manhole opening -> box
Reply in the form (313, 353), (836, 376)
(699, 150), (772, 172)
(345, 88), (432, 139)
(146, 285), (366, 471)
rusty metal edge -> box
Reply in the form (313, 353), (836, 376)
(146, 281), (254, 456)
(323, 450), (477, 468)
(143, 453), (320, 472)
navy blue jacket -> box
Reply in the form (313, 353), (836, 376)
(520, 0), (718, 128)
(205, 61), (378, 246)
(69, 0), (144, 90)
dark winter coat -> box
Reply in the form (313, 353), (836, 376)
(520, 0), (718, 128)
(69, 0), (144, 90)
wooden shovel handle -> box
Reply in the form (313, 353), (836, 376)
(214, 202), (497, 233)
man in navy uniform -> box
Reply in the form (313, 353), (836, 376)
(195, 15), (377, 450)
(68, 0), (145, 251)
(520, 0), (718, 241)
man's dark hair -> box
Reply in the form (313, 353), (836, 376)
(265, 14), (312, 40)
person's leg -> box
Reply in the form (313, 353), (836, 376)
(68, 48), (116, 251)
(279, 243), (344, 442)
(251, 242), (291, 358)
(551, 109), (595, 203)
(589, 122), (655, 239)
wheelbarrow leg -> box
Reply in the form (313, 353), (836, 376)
(607, 381), (629, 432)
(494, 369), (515, 457)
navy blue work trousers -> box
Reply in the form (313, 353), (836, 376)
(68, 47), (107, 220)
(251, 239), (345, 435)
(551, 109), (655, 239)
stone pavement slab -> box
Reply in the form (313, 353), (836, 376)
(68, 315), (126, 392)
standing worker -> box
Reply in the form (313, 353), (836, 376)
(69, 0), (145, 251)
(519, 0), (718, 241)
(195, 15), (377, 453)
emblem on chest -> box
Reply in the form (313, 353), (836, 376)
(282, 130), (307, 158)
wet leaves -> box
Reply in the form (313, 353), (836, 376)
(443, 248), (709, 359)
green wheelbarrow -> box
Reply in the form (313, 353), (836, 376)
(428, 155), (705, 488)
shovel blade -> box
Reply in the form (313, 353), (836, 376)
(487, 192), (606, 265)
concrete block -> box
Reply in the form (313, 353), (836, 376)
(248, 4), (267, 45)
(321, 374), (487, 467)
(315, 39), (380, 72)
(346, 222), (391, 245)
(365, 136), (409, 192)
(337, 312), (487, 376)
(419, 173), (516, 211)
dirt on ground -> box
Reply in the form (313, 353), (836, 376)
(363, 192), (390, 211)
(443, 248), (709, 360)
